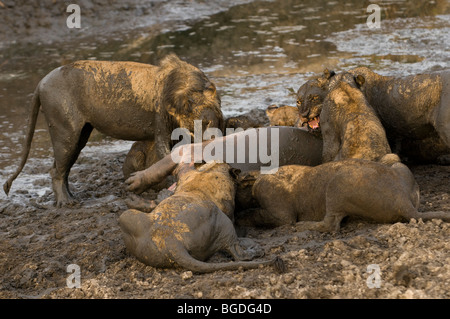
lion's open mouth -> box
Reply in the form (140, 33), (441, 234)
(307, 116), (320, 130)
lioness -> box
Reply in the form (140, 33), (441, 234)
(319, 72), (393, 163)
(122, 140), (157, 180)
(236, 158), (450, 231)
(296, 67), (450, 164)
(119, 162), (284, 273)
(4, 54), (224, 206)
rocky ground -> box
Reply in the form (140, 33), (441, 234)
(0, 148), (449, 299)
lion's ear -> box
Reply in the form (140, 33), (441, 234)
(204, 82), (217, 99)
(317, 69), (336, 87)
(266, 104), (279, 115)
(323, 69), (336, 80)
(355, 75), (365, 87)
(237, 172), (259, 184)
(229, 168), (242, 179)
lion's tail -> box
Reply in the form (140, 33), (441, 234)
(405, 209), (450, 223)
(170, 241), (286, 274)
(3, 85), (41, 195)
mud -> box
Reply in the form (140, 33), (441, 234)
(0, 149), (449, 298)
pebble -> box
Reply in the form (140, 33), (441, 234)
(181, 271), (193, 280)
(269, 275), (278, 285)
(282, 274), (295, 285)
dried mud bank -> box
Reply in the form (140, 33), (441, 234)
(0, 149), (449, 299)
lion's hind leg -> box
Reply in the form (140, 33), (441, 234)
(48, 121), (93, 207)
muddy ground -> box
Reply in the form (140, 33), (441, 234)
(1, 0), (449, 300)
(0, 149), (449, 299)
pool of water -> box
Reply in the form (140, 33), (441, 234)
(0, 0), (448, 201)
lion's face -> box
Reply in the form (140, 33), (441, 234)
(296, 70), (336, 131)
(296, 80), (326, 131)
(176, 86), (224, 139)
(163, 59), (224, 138)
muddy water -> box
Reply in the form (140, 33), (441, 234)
(0, 0), (449, 203)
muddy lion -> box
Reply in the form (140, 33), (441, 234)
(236, 158), (450, 231)
(223, 104), (300, 131)
(122, 140), (158, 180)
(119, 161), (285, 273)
(3, 54), (224, 207)
(265, 105), (301, 127)
(296, 67), (450, 164)
(319, 72), (394, 163)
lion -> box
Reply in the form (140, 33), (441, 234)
(119, 161), (285, 273)
(3, 54), (224, 206)
(224, 104), (301, 132)
(265, 104), (301, 127)
(122, 140), (157, 180)
(235, 158), (450, 232)
(319, 72), (393, 163)
(296, 67), (450, 164)
(224, 109), (269, 130)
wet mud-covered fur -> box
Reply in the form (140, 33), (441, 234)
(119, 162), (282, 273)
(296, 67), (450, 164)
(236, 160), (450, 232)
(224, 108), (269, 130)
(320, 72), (392, 163)
(266, 105), (301, 127)
(224, 104), (301, 132)
(3, 54), (224, 207)
(122, 140), (158, 180)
